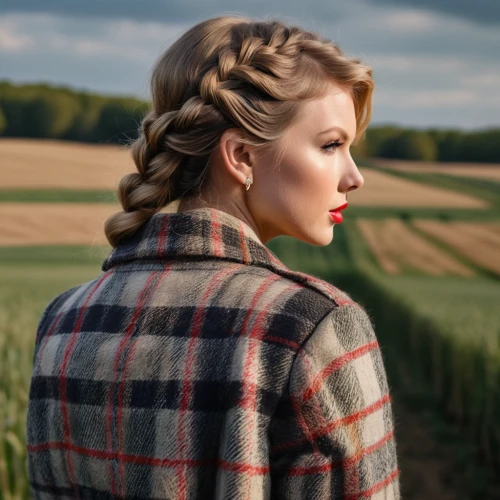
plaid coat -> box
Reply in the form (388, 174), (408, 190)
(27, 206), (401, 499)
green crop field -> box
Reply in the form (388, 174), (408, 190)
(0, 250), (105, 499)
(0, 189), (117, 204)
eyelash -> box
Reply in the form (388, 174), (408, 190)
(321, 139), (344, 154)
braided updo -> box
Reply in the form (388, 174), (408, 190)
(104, 15), (374, 247)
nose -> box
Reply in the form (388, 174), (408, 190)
(341, 160), (364, 193)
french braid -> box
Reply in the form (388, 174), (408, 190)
(104, 15), (374, 247)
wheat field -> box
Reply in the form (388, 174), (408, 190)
(367, 157), (500, 181)
(413, 220), (500, 275)
(348, 168), (490, 208)
(356, 218), (475, 276)
(0, 138), (135, 189)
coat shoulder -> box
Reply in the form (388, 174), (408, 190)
(230, 264), (363, 336)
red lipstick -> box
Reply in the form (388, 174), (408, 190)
(329, 202), (348, 224)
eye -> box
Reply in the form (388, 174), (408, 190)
(321, 139), (343, 154)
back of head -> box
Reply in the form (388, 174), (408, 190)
(104, 15), (374, 248)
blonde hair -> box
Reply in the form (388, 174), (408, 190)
(104, 15), (374, 247)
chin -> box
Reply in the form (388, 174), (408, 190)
(320, 229), (335, 246)
(297, 227), (334, 247)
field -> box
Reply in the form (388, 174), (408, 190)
(412, 220), (500, 275)
(366, 157), (500, 181)
(0, 203), (119, 246)
(0, 138), (136, 189)
(349, 168), (490, 208)
(1, 138), (500, 499)
(355, 218), (475, 276)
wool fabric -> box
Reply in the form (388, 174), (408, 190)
(26, 206), (401, 499)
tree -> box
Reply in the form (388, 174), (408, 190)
(25, 93), (80, 138)
(95, 100), (145, 144)
(63, 95), (104, 142)
(0, 106), (7, 135)
(364, 125), (402, 157)
(379, 130), (438, 161)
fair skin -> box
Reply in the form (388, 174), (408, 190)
(177, 82), (365, 245)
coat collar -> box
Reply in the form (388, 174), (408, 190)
(101, 207), (286, 273)
(101, 206), (351, 307)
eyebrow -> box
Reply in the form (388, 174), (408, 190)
(317, 126), (353, 142)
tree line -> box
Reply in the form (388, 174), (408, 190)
(1, 80), (499, 163)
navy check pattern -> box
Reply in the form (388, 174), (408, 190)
(27, 207), (400, 499)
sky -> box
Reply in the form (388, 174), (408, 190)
(1, 0), (499, 131)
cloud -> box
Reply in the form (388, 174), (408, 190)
(0, 13), (191, 97)
(367, 0), (500, 26)
(376, 89), (478, 109)
(334, 4), (500, 64)
(0, 13), (186, 56)
(0, 26), (34, 52)
(0, 0), (345, 25)
(1, 0), (498, 27)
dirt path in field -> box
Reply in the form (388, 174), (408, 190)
(392, 396), (500, 500)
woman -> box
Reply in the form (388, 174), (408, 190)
(26, 15), (401, 499)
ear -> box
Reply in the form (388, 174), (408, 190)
(218, 128), (256, 184)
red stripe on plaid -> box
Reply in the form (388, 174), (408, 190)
(59, 270), (114, 500)
(117, 263), (176, 498)
(342, 418), (364, 497)
(105, 269), (163, 497)
(289, 348), (329, 457)
(302, 341), (379, 403)
(345, 467), (400, 499)
(264, 334), (301, 350)
(270, 393), (392, 454)
(240, 278), (301, 500)
(238, 273), (285, 410)
(296, 349), (329, 431)
(27, 430), (395, 479)
(290, 394), (321, 456)
(343, 429), (395, 469)
(27, 441), (270, 475)
(176, 263), (245, 500)
(270, 429), (395, 477)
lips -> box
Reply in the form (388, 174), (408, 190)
(329, 202), (348, 224)
(331, 202), (348, 212)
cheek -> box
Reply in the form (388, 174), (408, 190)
(278, 155), (335, 203)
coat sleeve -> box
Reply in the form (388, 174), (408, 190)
(269, 303), (401, 499)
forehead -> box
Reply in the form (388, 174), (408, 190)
(306, 86), (355, 124)
(281, 86), (356, 145)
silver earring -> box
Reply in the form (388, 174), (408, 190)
(245, 177), (252, 191)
